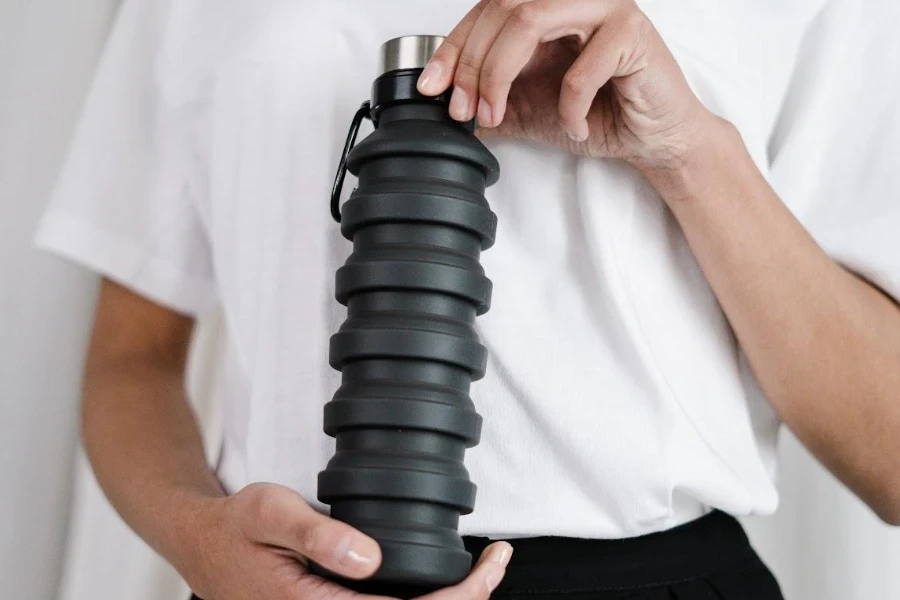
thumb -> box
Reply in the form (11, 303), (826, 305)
(234, 483), (382, 579)
(416, 542), (513, 600)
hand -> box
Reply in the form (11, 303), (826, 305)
(174, 483), (512, 600)
(417, 0), (715, 171)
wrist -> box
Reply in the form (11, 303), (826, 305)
(159, 488), (229, 589)
(636, 112), (744, 206)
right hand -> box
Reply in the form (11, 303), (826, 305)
(176, 483), (513, 600)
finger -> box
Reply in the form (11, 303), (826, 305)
(418, 1), (488, 97)
(479, 0), (617, 128)
(417, 542), (513, 600)
(471, 541), (513, 570)
(474, 125), (501, 143)
(239, 484), (382, 579)
(449, 0), (533, 123)
(294, 572), (399, 600)
(558, 27), (633, 141)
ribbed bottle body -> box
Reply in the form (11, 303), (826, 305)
(319, 104), (499, 590)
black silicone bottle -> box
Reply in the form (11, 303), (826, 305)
(317, 35), (500, 594)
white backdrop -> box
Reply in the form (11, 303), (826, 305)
(0, 1), (119, 598)
(1, 2), (898, 599)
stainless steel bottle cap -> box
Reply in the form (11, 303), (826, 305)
(378, 35), (445, 77)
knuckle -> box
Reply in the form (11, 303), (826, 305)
(494, 0), (521, 12)
(247, 485), (282, 525)
(562, 69), (587, 97)
(438, 37), (464, 61)
(455, 56), (482, 91)
(457, 50), (482, 72)
(510, 3), (542, 32)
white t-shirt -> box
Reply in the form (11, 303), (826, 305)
(37, 0), (900, 539)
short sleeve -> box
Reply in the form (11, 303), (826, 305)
(768, 0), (900, 301)
(34, 0), (217, 317)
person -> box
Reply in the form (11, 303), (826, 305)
(36, 0), (900, 598)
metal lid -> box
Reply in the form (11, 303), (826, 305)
(378, 35), (445, 76)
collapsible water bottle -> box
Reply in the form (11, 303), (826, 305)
(317, 35), (500, 592)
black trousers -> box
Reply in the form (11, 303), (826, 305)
(191, 511), (784, 599)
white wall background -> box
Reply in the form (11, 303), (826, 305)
(0, 1), (120, 598)
(1, 2), (898, 600)
(1, 2), (219, 599)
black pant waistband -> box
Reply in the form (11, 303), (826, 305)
(191, 512), (771, 600)
(463, 510), (759, 593)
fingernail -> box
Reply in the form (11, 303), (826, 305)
(450, 87), (470, 121)
(346, 547), (375, 566)
(477, 98), (494, 127)
(418, 60), (443, 94)
(490, 543), (513, 566)
(566, 125), (589, 142)
(485, 567), (504, 592)
(336, 535), (378, 568)
(494, 102), (507, 126)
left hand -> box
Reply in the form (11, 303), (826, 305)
(417, 0), (716, 172)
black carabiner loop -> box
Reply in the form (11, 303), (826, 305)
(331, 101), (372, 223)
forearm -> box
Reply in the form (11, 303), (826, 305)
(643, 116), (900, 523)
(82, 356), (225, 566)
